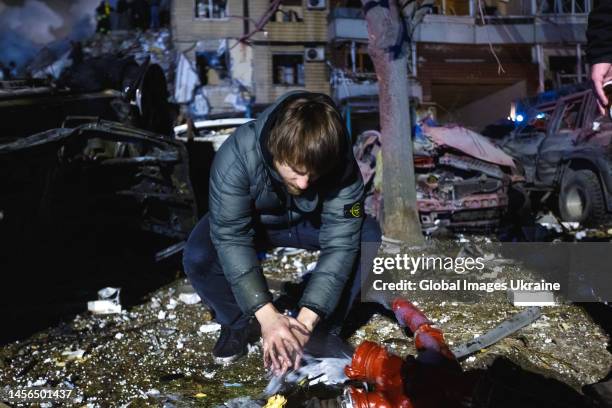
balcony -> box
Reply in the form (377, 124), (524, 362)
(328, 7), (587, 45)
(331, 70), (422, 106)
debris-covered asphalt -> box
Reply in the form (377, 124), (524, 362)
(1, 239), (611, 407)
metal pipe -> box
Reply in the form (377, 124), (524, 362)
(350, 41), (356, 73)
(536, 44), (545, 93)
(391, 299), (456, 362)
(243, 0), (249, 36)
(411, 43), (417, 77)
(576, 43), (583, 83)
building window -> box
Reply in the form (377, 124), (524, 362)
(273, 54), (305, 86)
(194, 40), (230, 85)
(558, 100), (583, 132)
(272, 0), (304, 22)
(196, 49), (229, 85)
(346, 47), (375, 74)
(195, 0), (227, 19)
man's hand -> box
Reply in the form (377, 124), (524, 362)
(591, 62), (612, 115)
(255, 303), (311, 376)
(288, 307), (321, 358)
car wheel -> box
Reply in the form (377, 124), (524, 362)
(559, 169), (606, 226)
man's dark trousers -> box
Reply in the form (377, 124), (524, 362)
(183, 214), (382, 331)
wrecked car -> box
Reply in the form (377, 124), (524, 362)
(354, 126), (522, 231)
(499, 89), (612, 226)
(0, 58), (173, 141)
(173, 117), (253, 150)
(174, 117), (254, 214)
(0, 119), (197, 258)
(0, 79), (124, 141)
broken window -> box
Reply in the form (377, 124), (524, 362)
(272, 0), (304, 22)
(538, 0), (589, 14)
(346, 46), (375, 73)
(558, 101), (582, 132)
(195, 0), (227, 19)
(195, 43), (229, 85)
(549, 56), (586, 87)
(273, 54), (305, 86)
(343, 0), (363, 7)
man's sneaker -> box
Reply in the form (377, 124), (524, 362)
(212, 325), (251, 365)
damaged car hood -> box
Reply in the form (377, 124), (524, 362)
(423, 124), (517, 170)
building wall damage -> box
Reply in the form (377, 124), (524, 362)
(328, 0), (591, 130)
(171, 0), (330, 117)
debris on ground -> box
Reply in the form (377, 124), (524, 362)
(1, 242), (610, 406)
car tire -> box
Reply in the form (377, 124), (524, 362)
(559, 168), (606, 226)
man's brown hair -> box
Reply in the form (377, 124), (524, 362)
(267, 96), (345, 177)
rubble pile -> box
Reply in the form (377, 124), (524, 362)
(0, 283), (267, 407)
(0, 244), (610, 407)
(83, 29), (175, 88)
(536, 212), (612, 241)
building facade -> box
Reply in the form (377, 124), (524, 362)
(328, 0), (591, 129)
(171, 0), (330, 115)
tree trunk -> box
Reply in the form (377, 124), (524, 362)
(361, 0), (424, 244)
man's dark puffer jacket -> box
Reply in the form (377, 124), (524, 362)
(208, 91), (365, 318)
(587, 1), (612, 64)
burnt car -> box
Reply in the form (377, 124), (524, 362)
(0, 59), (172, 141)
(0, 119), (197, 342)
(499, 90), (612, 226)
(174, 117), (254, 215)
(0, 119), (197, 257)
(354, 126), (522, 231)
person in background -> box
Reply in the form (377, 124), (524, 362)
(95, 1), (111, 33)
(587, 0), (612, 115)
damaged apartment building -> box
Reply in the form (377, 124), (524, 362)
(171, 0), (329, 116)
(170, 0), (591, 125)
(329, 0), (591, 130)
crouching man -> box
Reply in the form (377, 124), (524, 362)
(183, 91), (381, 375)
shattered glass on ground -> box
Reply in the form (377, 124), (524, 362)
(1, 241), (610, 407)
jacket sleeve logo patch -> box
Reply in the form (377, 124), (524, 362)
(344, 202), (363, 218)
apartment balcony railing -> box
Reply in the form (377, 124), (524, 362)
(328, 7), (588, 45)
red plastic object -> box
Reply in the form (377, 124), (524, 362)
(343, 299), (474, 407)
(391, 299), (456, 362)
(344, 387), (408, 408)
(344, 341), (414, 408)
(391, 299), (431, 333)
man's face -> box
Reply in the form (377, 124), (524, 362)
(274, 161), (319, 196)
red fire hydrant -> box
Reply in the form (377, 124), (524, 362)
(342, 299), (461, 408)
(344, 340), (414, 408)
